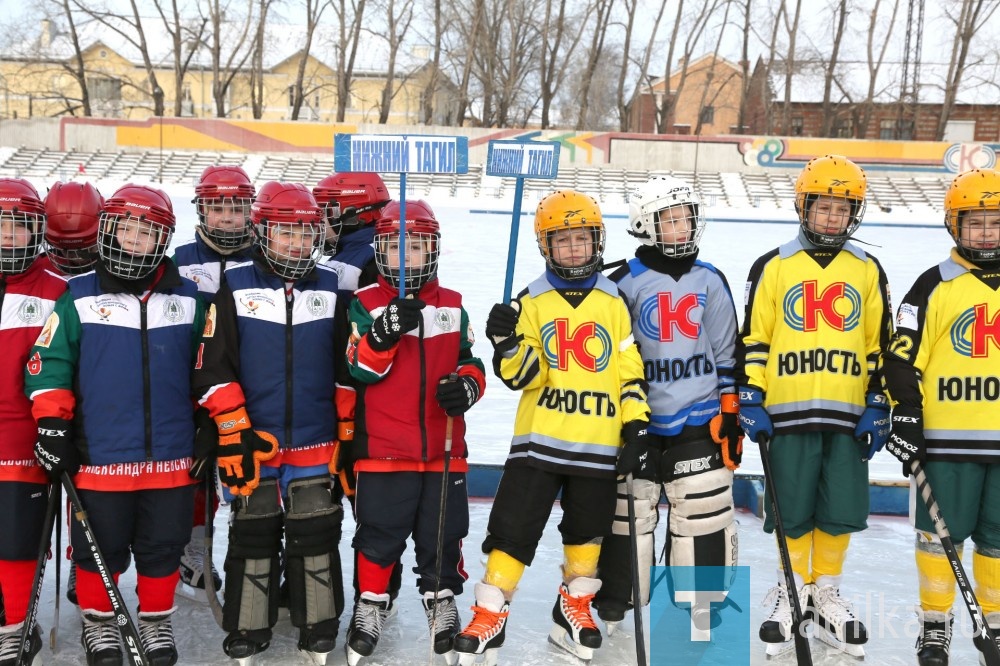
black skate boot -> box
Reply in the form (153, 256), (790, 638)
(423, 589), (461, 658)
(916, 608), (953, 666)
(454, 583), (509, 666)
(345, 591), (391, 665)
(223, 628), (272, 664)
(0, 620), (42, 666)
(759, 575), (814, 659)
(81, 609), (124, 666)
(549, 577), (602, 661)
(297, 618), (338, 665)
(138, 606), (178, 666)
(593, 599), (628, 637)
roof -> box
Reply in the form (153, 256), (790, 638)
(767, 59), (1000, 106)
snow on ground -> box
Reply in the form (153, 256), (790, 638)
(17, 178), (966, 664)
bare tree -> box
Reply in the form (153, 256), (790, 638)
(693, 0), (733, 136)
(735, 0), (752, 133)
(440, 0), (485, 125)
(248, 0), (274, 119)
(289, 0), (327, 120)
(375, 0), (414, 124)
(857, 0), (901, 138)
(614, 0), (665, 131)
(203, 0), (255, 117)
(779, 0), (803, 133)
(936, 0), (1000, 140)
(575, 0), (613, 129)
(419, 0), (441, 124)
(538, 0), (584, 129)
(655, 0), (722, 134)
(819, 0), (849, 136)
(332, 0), (367, 122)
(56, 0), (92, 116)
(152, 0), (207, 116)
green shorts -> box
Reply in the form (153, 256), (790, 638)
(912, 460), (1000, 550)
(762, 431), (869, 539)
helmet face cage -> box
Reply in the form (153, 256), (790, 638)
(196, 196), (254, 251)
(46, 245), (98, 275)
(628, 176), (704, 257)
(254, 221), (326, 280)
(794, 155), (867, 247)
(0, 210), (45, 275)
(945, 169), (1000, 264)
(98, 212), (173, 280)
(534, 190), (606, 280)
(374, 229), (440, 293)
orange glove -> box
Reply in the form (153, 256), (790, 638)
(215, 407), (278, 496)
(330, 440), (356, 497)
(710, 393), (743, 471)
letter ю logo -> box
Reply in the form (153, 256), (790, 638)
(540, 318), (612, 372)
(783, 280), (861, 332)
(637, 292), (706, 342)
(951, 303), (1000, 357)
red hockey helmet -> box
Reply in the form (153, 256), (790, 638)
(313, 172), (390, 228)
(98, 184), (175, 280)
(44, 181), (103, 275)
(250, 181), (325, 279)
(373, 199), (440, 293)
(0, 178), (46, 275)
(193, 165), (256, 252)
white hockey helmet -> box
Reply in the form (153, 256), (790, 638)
(628, 175), (704, 257)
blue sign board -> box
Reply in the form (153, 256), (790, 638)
(334, 134), (469, 174)
(485, 140), (560, 179)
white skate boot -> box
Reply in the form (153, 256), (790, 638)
(810, 575), (866, 658)
(759, 573), (813, 659)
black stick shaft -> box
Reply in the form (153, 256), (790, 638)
(16, 482), (60, 666)
(625, 474), (647, 666)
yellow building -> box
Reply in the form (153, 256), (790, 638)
(0, 17), (458, 124)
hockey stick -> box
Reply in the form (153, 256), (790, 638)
(15, 482), (60, 666)
(911, 460), (1000, 666)
(202, 473), (225, 628)
(60, 472), (150, 666)
(429, 412), (455, 665)
(757, 434), (812, 666)
(625, 474), (647, 666)
(51, 482), (62, 651)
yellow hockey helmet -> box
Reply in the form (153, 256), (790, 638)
(945, 168), (1000, 263)
(794, 155), (867, 246)
(534, 190), (605, 280)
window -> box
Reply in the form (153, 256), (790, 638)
(790, 116), (804, 136)
(699, 105), (714, 125)
(880, 118), (914, 140)
(287, 85), (295, 107)
(88, 77), (121, 101)
(833, 117), (853, 138)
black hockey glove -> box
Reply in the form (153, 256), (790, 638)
(617, 420), (657, 480)
(485, 301), (521, 354)
(331, 440), (356, 496)
(368, 297), (425, 351)
(189, 408), (218, 481)
(436, 373), (481, 416)
(34, 417), (79, 479)
(886, 405), (925, 475)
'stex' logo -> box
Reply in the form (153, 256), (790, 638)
(783, 280), (861, 332)
(540, 318), (612, 372)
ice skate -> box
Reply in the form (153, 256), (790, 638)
(297, 619), (338, 666)
(223, 629), (271, 666)
(916, 608), (952, 666)
(138, 606), (178, 666)
(809, 576), (866, 658)
(454, 583), (509, 666)
(759, 579), (813, 659)
(345, 591), (391, 665)
(594, 600), (627, 637)
(0, 620), (42, 666)
(548, 576), (602, 662)
(178, 526), (222, 595)
(423, 589), (461, 664)
(81, 609), (123, 666)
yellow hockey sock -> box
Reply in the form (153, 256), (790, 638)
(973, 549), (1000, 615)
(916, 537), (957, 613)
(483, 549), (525, 595)
(778, 532), (813, 585)
(563, 543), (601, 581)
(812, 529), (850, 581)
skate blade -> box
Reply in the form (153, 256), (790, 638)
(438, 650), (459, 666)
(345, 644), (372, 666)
(814, 626), (865, 659)
(174, 579), (209, 603)
(604, 620), (621, 637)
(764, 640), (796, 659)
(457, 648), (500, 666)
(302, 649), (331, 665)
(234, 658), (254, 666)
(548, 626), (594, 662)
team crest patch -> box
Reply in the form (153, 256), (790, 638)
(17, 297), (43, 324)
(307, 293), (329, 317)
(239, 292), (276, 316)
(162, 297), (185, 323)
(435, 309), (457, 332)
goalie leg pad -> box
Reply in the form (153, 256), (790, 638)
(665, 466), (737, 568)
(284, 475), (345, 628)
(223, 478), (283, 633)
(599, 478), (658, 608)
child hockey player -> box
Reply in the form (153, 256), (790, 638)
(595, 175), (742, 633)
(343, 199), (485, 665)
(173, 165), (256, 596)
(736, 155), (893, 657)
(453, 190), (650, 665)
(192, 181), (349, 665)
(27, 183), (206, 666)
(0, 178), (65, 665)
(42, 181), (102, 276)
(882, 167), (1000, 665)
